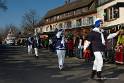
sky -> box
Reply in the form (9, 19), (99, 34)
(0, 0), (65, 28)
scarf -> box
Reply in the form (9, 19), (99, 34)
(56, 31), (62, 38)
(92, 28), (105, 45)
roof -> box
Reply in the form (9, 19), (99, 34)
(44, 0), (95, 18)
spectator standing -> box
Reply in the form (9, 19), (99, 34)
(115, 28), (124, 64)
(66, 38), (74, 57)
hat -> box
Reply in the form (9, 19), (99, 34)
(94, 18), (103, 28)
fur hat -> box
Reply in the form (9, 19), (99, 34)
(94, 18), (103, 28)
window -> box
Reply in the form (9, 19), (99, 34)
(75, 9), (82, 15)
(53, 25), (56, 29)
(76, 19), (82, 27)
(50, 25), (52, 31)
(50, 17), (54, 22)
(64, 13), (68, 18)
(104, 9), (108, 21)
(65, 21), (72, 29)
(113, 6), (119, 18)
(73, 11), (76, 15)
(46, 19), (49, 22)
(53, 16), (57, 21)
(57, 15), (60, 20)
(47, 18), (51, 22)
(88, 17), (94, 25)
(82, 18), (88, 26)
(104, 5), (119, 21)
(59, 15), (63, 19)
(64, 12), (73, 18)
(46, 26), (49, 32)
(81, 7), (89, 12)
(70, 11), (74, 16)
(59, 23), (63, 28)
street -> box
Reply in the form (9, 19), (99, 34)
(0, 45), (124, 83)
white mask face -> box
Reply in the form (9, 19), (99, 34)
(80, 39), (82, 42)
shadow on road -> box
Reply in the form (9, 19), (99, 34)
(0, 46), (124, 83)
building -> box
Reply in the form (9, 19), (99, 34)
(97, 0), (124, 30)
(36, 0), (124, 39)
(5, 28), (16, 45)
(38, 0), (97, 38)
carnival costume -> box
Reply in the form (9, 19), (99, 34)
(56, 29), (66, 70)
(84, 18), (119, 79)
(27, 36), (33, 55)
(33, 36), (39, 58)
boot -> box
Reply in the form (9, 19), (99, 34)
(35, 55), (39, 59)
(97, 71), (102, 79)
(91, 70), (96, 79)
(59, 65), (63, 70)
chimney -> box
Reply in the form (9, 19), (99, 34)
(65, 0), (71, 4)
(65, 0), (68, 4)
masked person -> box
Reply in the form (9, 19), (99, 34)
(33, 36), (39, 58)
(27, 34), (33, 55)
(83, 18), (120, 79)
(55, 29), (66, 70)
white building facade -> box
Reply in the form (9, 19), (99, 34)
(97, 0), (124, 28)
(38, 0), (97, 38)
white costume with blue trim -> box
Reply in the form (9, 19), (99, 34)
(27, 36), (33, 55)
(55, 29), (66, 70)
(84, 18), (119, 78)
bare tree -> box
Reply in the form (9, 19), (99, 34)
(0, 28), (4, 44)
(21, 9), (40, 35)
(0, 0), (7, 11)
(0, 32), (2, 43)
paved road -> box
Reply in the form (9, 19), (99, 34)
(0, 45), (124, 83)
